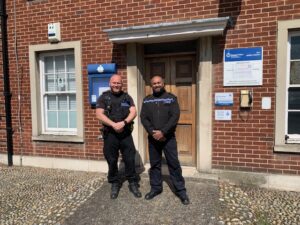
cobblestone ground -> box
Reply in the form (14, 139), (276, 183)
(219, 182), (300, 225)
(0, 164), (299, 225)
(0, 164), (105, 225)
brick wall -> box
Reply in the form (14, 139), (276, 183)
(212, 0), (300, 175)
(1, 0), (300, 174)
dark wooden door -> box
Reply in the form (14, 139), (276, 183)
(145, 56), (196, 166)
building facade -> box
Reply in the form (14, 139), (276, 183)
(1, 0), (300, 176)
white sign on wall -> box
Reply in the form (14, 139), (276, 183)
(99, 87), (110, 97)
(224, 47), (263, 86)
(215, 92), (233, 106)
(215, 110), (232, 121)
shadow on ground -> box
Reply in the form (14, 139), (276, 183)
(63, 177), (223, 225)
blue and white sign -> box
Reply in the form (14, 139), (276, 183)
(224, 47), (263, 86)
(215, 110), (232, 121)
(87, 63), (117, 105)
(87, 63), (116, 74)
(215, 92), (233, 106)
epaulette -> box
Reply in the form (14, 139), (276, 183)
(102, 90), (111, 96)
(122, 91), (129, 97)
(102, 91), (111, 104)
(122, 92), (131, 101)
(167, 92), (177, 98)
(145, 94), (153, 99)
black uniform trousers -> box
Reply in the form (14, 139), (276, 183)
(103, 131), (138, 184)
(148, 135), (186, 197)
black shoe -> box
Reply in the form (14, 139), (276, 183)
(128, 183), (142, 198)
(110, 183), (121, 199)
(144, 191), (162, 200)
(179, 194), (190, 205)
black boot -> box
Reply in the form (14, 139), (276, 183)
(144, 190), (162, 200)
(128, 182), (142, 198)
(179, 194), (190, 205)
(110, 183), (121, 199)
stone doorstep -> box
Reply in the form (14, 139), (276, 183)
(144, 163), (300, 193)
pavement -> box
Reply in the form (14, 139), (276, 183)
(0, 163), (299, 225)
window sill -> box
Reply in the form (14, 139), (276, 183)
(32, 134), (84, 143)
(274, 144), (300, 153)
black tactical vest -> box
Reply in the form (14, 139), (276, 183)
(102, 91), (131, 122)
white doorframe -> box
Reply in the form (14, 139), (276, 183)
(126, 43), (146, 164)
(126, 38), (213, 172)
(197, 37), (213, 172)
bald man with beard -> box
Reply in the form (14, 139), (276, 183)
(140, 75), (190, 205)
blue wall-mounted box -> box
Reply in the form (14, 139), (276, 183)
(87, 63), (117, 105)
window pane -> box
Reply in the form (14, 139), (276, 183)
(56, 74), (66, 92)
(291, 36), (300, 60)
(47, 96), (57, 110)
(58, 111), (68, 128)
(42, 51), (77, 133)
(66, 55), (75, 72)
(67, 73), (76, 91)
(45, 74), (55, 92)
(55, 55), (65, 73)
(69, 95), (76, 110)
(288, 88), (300, 109)
(47, 111), (57, 128)
(58, 95), (68, 110)
(69, 111), (77, 128)
(288, 111), (300, 134)
(290, 61), (300, 84)
(44, 56), (54, 73)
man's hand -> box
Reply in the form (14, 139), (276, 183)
(112, 121), (125, 133)
(152, 130), (165, 141)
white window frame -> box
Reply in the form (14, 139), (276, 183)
(40, 51), (77, 135)
(29, 41), (84, 143)
(286, 32), (300, 143)
(275, 20), (300, 153)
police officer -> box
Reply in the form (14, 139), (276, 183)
(96, 74), (141, 199)
(140, 75), (190, 205)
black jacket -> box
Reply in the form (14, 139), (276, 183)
(96, 91), (133, 122)
(140, 90), (180, 137)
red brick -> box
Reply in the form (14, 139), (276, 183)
(1, 0), (299, 176)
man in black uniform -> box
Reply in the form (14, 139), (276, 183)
(140, 75), (190, 205)
(96, 74), (141, 199)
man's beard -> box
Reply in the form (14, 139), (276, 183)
(153, 87), (165, 96)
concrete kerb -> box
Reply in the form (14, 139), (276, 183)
(211, 169), (300, 192)
(1, 153), (299, 192)
(145, 163), (300, 192)
(142, 164), (300, 193)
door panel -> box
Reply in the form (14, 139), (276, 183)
(176, 85), (192, 123)
(171, 56), (196, 165)
(145, 58), (171, 95)
(145, 56), (196, 166)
